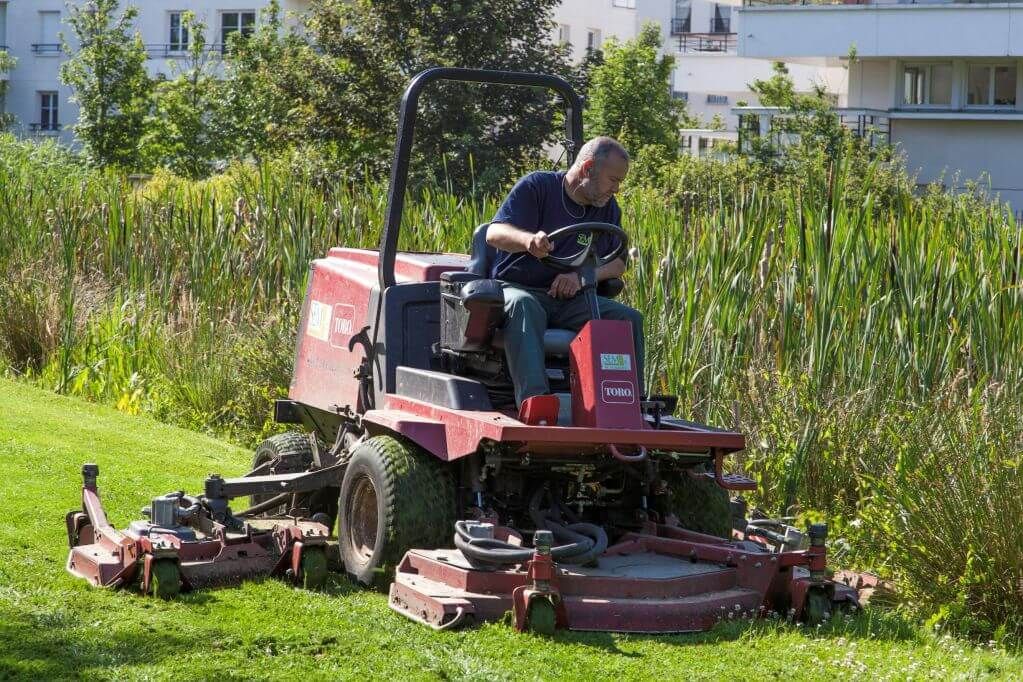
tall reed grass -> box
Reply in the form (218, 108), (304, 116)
(1, 133), (1022, 637)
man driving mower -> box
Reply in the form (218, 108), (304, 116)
(486, 136), (645, 407)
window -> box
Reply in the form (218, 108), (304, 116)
(35, 11), (61, 53)
(967, 64), (1017, 106)
(612, 0), (637, 7)
(711, 4), (731, 33)
(672, 0), (692, 33)
(707, 94), (729, 105)
(221, 11), (255, 48)
(557, 24), (570, 46)
(39, 92), (58, 131)
(902, 63), (952, 106)
(169, 12), (189, 51)
(586, 29), (601, 52)
(672, 91), (689, 102)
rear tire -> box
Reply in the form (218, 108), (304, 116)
(338, 435), (455, 589)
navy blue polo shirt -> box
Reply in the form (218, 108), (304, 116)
(490, 171), (623, 289)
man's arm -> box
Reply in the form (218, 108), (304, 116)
(487, 222), (552, 259)
(597, 256), (626, 281)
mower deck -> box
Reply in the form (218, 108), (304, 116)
(389, 524), (858, 633)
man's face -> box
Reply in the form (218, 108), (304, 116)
(584, 153), (629, 207)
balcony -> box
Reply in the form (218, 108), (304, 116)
(738, 1), (1023, 59)
(31, 43), (61, 55)
(676, 32), (738, 53)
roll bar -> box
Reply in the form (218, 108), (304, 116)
(377, 67), (585, 290)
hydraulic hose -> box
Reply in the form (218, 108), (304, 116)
(453, 519), (608, 566)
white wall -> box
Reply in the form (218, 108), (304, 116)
(848, 59), (892, 110)
(551, 0), (645, 63)
(893, 118), (1023, 207)
(740, 4), (1023, 60)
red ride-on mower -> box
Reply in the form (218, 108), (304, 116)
(65, 68), (859, 633)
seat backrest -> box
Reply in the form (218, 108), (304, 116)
(467, 223), (495, 277)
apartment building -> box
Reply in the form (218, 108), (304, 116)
(737, 0), (1023, 208)
(551, 0), (845, 132)
(0, 1), (310, 145)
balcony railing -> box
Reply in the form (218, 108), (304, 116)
(710, 18), (732, 33)
(676, 32), (737, 53)
(31, 43), (61, 54)
(29, 123), (61, 133)
(734, 106), (891, 153)
(670, 16), (692, 34)
(145, 43), (229, 58)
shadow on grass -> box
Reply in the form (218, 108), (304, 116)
(533, 607), (923, 654)
(0, 613), (193, 680)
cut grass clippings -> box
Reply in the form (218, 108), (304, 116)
(0, 377), (1019, 681)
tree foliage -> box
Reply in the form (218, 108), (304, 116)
(747, 61), (844, 161)
(0, 51), (16, 131)
(583, 23), (693, 157)
(142, 13), (227, 178)
(219, 1), (318, 161)
(60, 0), (151, 169)
(300, 0), (573, 188)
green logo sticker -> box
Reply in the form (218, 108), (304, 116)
(576, 233), (593, 247)
(600, 353), (632, 371)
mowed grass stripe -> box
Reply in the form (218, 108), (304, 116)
(0, 378), (1019, 680)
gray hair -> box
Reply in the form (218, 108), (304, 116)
(573, 136), (630, 173)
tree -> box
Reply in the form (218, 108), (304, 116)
(0, 51), (17, 131)
(143, 13), (228, 177)
(60, 0), (151, 169)
(219, 1), (318, 161)
(299, 0), (573, 189)
(748, 61), (843, 160)
(583, 23), (693, 157)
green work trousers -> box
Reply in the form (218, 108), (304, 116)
(501, 284), (645, 406)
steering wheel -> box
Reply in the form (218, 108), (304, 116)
(540, 221), (629, 273)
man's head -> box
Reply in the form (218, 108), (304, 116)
(568, 136), (630, 207)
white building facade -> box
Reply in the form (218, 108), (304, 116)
(551, 0), (845, 132)
(738, 0), (1023, 209)
(0, 0), (309, 146)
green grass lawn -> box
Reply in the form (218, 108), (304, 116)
(0, 377), (1019, 681)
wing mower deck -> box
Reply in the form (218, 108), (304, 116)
(65, 464), (333, 597)
(389, 522), (858, 633)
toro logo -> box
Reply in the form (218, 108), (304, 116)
(600, 380), (635, 404)
(329, 304), (357, 348)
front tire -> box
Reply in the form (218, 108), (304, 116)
(338, 436), (455, 588)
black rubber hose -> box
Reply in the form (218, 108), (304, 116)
(453, 520), (608, 566)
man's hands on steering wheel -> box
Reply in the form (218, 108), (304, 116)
(541, 222), (628, 299)
(526, 231), (553, 259)
(549, 273), (582, 299)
